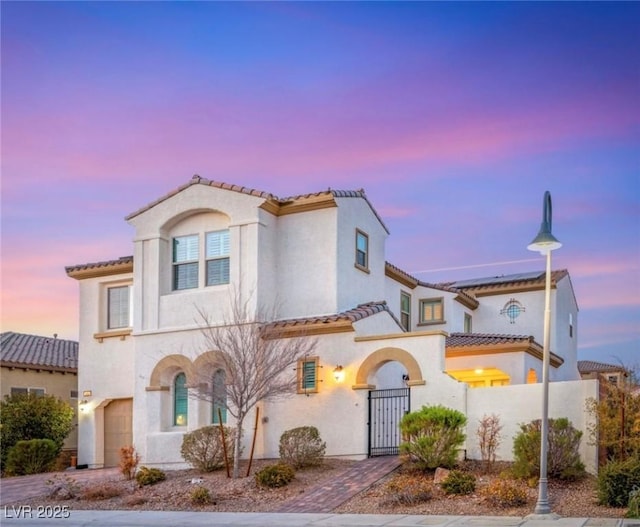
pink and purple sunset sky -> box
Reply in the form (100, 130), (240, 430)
(1, 2), (638, 365)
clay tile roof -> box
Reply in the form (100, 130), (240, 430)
(577, 360), (626, 374)
(65, 255), (133, 275)
(1, 331), (78, 372)
(266, 301), (397, 330)
(125, 175), (275, 220)
(446, 333), (535, 347)
(125, 176), (390, 233)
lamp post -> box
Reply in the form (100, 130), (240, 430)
(527, 191), (562, 516)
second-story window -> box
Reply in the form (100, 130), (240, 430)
(400, 292), (411, 331)
(464, 313), (472, 333)
(173, 235), (199, 290)
(419, 297), (444, 324)
(206, 230), (230, 286)
(108, 285), (131, 329)
(355, 229), (369, 272)
(172, 229), (231, 291)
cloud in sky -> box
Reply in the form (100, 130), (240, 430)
(1, 2), (639, 364)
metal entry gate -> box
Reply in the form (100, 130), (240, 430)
(368, 387), (410, 457)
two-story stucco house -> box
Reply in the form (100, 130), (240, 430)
(66, 176), (596, 471)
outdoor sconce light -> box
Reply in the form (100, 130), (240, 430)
(79, 400), (89, 412)
(82, 390), (92, 397)
(333, 365), (344, 383)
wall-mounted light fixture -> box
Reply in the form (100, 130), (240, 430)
(82, 390), (92, 397)
(79, 399), (89, 412)
(333, 365), (344, 383)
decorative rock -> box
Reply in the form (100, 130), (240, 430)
(433, 467), (451, 485)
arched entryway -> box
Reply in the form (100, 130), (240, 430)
(353, 347), (425, 457)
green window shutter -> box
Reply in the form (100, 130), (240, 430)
(302, 361), (316, 390)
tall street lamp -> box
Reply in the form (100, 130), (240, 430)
(527, 190), (562, 516)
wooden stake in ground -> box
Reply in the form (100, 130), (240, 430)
(246, 407), (260, 477)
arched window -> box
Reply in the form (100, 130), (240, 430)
(212, 369), (227, 424)
(174, 372), (188, 426)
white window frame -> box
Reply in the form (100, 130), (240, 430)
(400, 292), (411, 331)
(107, 285), (132, 329)
(355, 229), (369, 272)
(205, 230), (230, 286)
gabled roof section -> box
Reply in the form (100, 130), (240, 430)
(263, 301), (398, 338)
(65, 256), (133, 280)
(446, 332), (564, 368)
(1, 331), (78, 373)
(437, 269), (570, 297)
(125, 175), (389, 233)
(578, 360), (627, 375)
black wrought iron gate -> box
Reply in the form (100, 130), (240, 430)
(368, 387), (410, 457)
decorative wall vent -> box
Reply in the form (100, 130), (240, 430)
(500, 299), (525, 324)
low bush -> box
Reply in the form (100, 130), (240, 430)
(82, 482), (122, 501)
(181, 425), (236, 473)
(5, 439), (58, 475)
(512, 418), (585, 480)
(279, 426), (326, 469)
(190, 486), (213, 505)
(597, 457), (640, 507)
(628, 487), (640, 519)
(441, 470), (476, 495)
(381, 473), (433, 506)
(255, 463), (295, 488)
(399, 405), (467, 470)
(119, 445), (140, 480)
(135, 466), (166, 486)
(482, 478), (528, 507)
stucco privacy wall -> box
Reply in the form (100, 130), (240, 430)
(465, 379), (599, 474)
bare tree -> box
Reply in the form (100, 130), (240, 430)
(194, 291), (317, 478)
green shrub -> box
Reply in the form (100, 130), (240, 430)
(181, 425), (236, 473)
(628, 487), (640, 519)
(190, 486), (213, 505)
(441, 470), (476, 495)
(135, 466), (166, 486)
(399, 405), (467, 470)
(279, 426), (326, 469)
(5, 439), (58, 475)
(0, 393), (74, 471)
(255, 463), (295, 488)
(381, 473), (433, 506)
(597, 457), (640, 507)
(512, 418), (585, 480)
(482, 478), (528, 507)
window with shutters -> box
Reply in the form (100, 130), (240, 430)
(173, 372), (188, 426)
(297, 357), (319, 394)
(172, 230), (231, 290)
(108, 285), (131, 329)
(206, 230), (230, 286)
(173, 235), (199, 290)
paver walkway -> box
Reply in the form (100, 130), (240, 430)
(275, 455), (402, 513)
(0, 467), (120, 506)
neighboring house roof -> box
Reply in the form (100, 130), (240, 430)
(264, 301), (401, 338)
(446, 332), (564, 368)
(1, 331), (78, 373)
(125, 175), (390, 233)
(437, 269), (570, 297)
(65, 255), (133, 280)
(577, 360), (627, 375)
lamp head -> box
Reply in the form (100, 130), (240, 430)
(527, 191), (562, 255)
